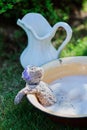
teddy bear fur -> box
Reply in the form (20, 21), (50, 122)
(14, 66), (56, 106)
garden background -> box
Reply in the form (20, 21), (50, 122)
(0, 0), (87, 129)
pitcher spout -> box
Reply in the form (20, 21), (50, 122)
(17, 19), (39, 39)
(17, 18), (53, 40)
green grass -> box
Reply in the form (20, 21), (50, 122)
(0, 19), (87, 130)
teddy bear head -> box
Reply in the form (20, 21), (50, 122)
(22, 66), (44, 85)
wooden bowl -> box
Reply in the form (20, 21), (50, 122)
(27, 56), (87, 127)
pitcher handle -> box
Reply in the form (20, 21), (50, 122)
(52, 22), (72, 57)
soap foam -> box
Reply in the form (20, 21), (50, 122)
(46, 75), (87, 116)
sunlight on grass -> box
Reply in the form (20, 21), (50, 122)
(82, 0), (87, 12)
(61, 37), (87, 57)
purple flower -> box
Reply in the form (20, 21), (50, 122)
(22, 67), (31, 81)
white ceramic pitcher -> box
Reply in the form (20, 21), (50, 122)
(17, 13), (72, 68)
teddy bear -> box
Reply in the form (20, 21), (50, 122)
(14, 66), (56, 106)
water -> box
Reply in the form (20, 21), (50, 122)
(46, 75), (87, 117)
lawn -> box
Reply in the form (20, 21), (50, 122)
(0, 18), (87, 130)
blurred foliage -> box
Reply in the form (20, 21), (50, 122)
(82, 0), (87, 12)
(0, 0), (58, 25)
(0, 0), (87, 25)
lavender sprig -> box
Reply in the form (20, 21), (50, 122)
(22, 66), (31, 82)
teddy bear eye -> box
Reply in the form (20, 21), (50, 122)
(31, 68), (34, 70)
(31, 66), (37, 71)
